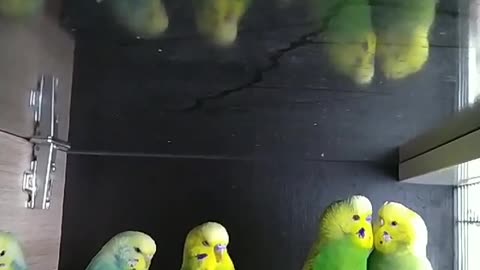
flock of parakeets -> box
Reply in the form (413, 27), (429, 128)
(0, 195), (432, 270)
(0, 0), (252, 46)
(302, 195), (433, 270)
(0, 0), (436, 81)
(310, 0), (437, 85)
(94, 0), (253, 47)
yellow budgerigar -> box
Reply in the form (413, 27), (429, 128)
(310, 0), (376, 86)
(181, 222), (234, 270)
(98, 0), (169, 39)
(373, 0), (437, 80)
(193, 0), (252, 47)
(85, 231), (156, 270)
(0, 0), (44, 20)
(0, 231), (28, 270)
(368, 202), (433, 270)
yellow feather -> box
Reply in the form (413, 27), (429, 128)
(373, 202), (428, 256)
(374, 0), (437, 80)
(319, 195), (373, 249)
(194, 0), (250, 47)
(181, 222), (235, 270)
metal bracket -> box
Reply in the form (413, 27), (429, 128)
(23, 75), (70, 210)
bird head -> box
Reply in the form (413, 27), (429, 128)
(319, 195), (373, 250)
(373, 202), (428, 256)
(0, 231), (27, 270)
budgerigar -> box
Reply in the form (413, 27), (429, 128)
(302, 195), (373, 270)
(368, 202), (433, 270)
(372, 0), (437, 80)
(181, 222), (234, 270)
(310, 0), (376, 85)
(98, 0), (169, 39)
(0, 0), (44, 20)
(0, 232), (28, 270)
(193, 0), (252, 47)
(85, 231), (156, 270)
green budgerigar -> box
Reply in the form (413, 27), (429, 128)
(302, 195), (373, 270)
(0, 0), (44, 20)
(0, 231), (28, 270)
(86, 231), (156, 270)
(310, 0), (377, 85)
(181, 222), (234, 270)
(98, 0), (169, 39)
(193, 0), (252, 47)
(368, 202), (433, 270)
(372, 0), (437, 80)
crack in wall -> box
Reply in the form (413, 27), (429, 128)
(182, 1), (349, 112)
(182, 30), (319, 112)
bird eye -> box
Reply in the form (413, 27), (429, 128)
(202, 241), (210, 247)
(0, 250), (5, 256)
(391, 221), (398, 227)
(366, 215), (372, 223)
(134, 247), (142, 253)
(352, 214), (360, 221)
(196, 253), (208, 260)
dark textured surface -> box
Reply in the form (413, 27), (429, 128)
(68, 40), (456, 162)
(61, 0), (457, 269)
(61, 0), (459, 45)
(65, 2), (458, 161)
(60, 156), (453, 270)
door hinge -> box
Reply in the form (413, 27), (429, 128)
(23, 75), (70, 210)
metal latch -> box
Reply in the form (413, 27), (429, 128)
(23, 75), (70, 210)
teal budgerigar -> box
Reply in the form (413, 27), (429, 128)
(98, 0), (169, 39)
(302, 195), (373, 270)
(368, 201), (433, 270)
(0, 231), (28, 270)
(86, 231), (156, 270)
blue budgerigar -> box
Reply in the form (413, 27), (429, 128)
(85, 231), (156, 270)
(0, 231), (28, 270)
(98, 0), (169, 39)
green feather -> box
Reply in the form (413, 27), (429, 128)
(368, 249), (433, 270)
(303, 196), (373, 270)
(305, 237), (371, 270)
(309, 0), (376, 85)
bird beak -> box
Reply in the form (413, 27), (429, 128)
(357, 228), (366, 239)
(383, 231), (393, 243)
(214, 244), (227, 262)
